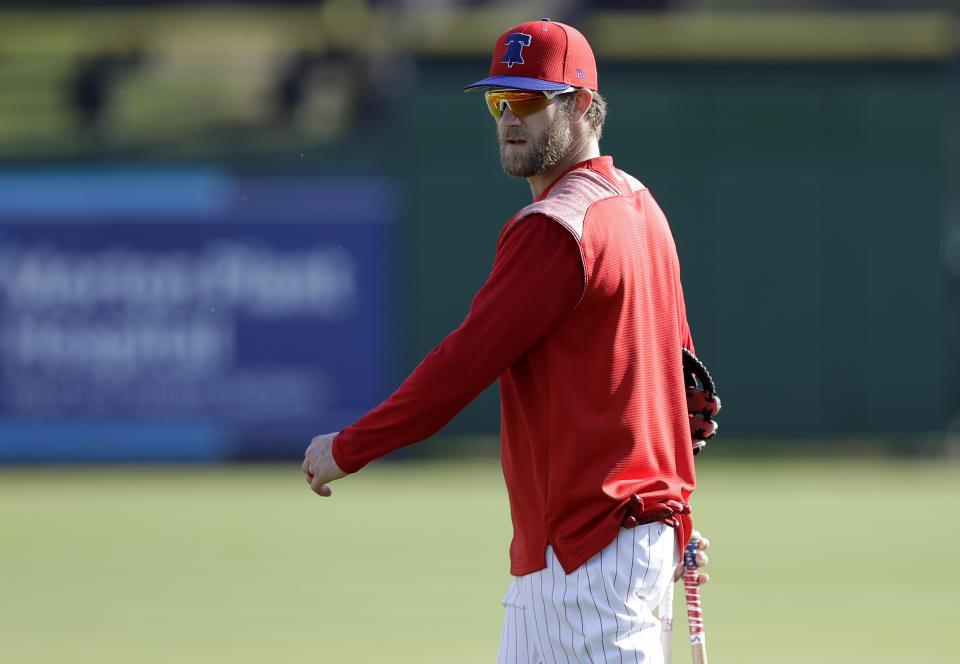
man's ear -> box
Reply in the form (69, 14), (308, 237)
(569, 89), (593, 123)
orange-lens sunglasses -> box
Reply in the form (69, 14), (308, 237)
(484, 88), (574, 119)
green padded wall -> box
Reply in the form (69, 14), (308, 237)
(397, 60), (954, 439)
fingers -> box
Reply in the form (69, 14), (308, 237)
(674, 531), (713, 582)
(690, 571), (709, 585)
(304, 456), (329, 495)
(646, 506), (673, 520)
(690, 531), (709, 567)
(691, 531), (709, 551)
(678, 568), (710, 585)
(301, 458), (314, 482)
(692, 532), (709, 584)
(661, 500), (690, 515)
(309, 472), (333, 497)
(301, 432), (347, 498)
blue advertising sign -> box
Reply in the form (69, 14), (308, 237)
(0, 169), (402, 461)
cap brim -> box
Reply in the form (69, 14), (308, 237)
(463, 75), (571, 92)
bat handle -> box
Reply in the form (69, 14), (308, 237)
(683, 535), (708, 664)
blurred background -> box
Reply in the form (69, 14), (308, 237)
(0, 1), (957, 663)
(0, 0), (956, 461)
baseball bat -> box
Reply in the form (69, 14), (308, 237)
(683, 533), (708, 664)
(658, 578), (674, 664)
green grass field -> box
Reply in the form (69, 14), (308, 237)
(1, 455), (957, 663)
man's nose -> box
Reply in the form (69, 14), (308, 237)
(499, 105), (521, 126)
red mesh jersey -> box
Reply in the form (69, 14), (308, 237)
(499, 157), (695, 574)
(333, 157), (696, 575)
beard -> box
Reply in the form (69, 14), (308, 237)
(498, 110), (573, 178)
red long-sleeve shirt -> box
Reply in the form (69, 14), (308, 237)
(334, 157), (696, 575)
(333, 214), (583, 469)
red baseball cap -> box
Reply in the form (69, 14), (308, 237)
(464, 18), (598, 92)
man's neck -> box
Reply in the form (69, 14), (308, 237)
(527, 138), (601, 199)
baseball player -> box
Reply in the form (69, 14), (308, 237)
(303, 19), (710, 662)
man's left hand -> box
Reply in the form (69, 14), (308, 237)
(302, 432), (348, 497)
(674, 532), (710, 583)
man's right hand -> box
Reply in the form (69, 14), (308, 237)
(302, 432), (348, 497)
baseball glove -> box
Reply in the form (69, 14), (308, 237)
(682, 347), (721, 455)
(622, 495), (691, 529)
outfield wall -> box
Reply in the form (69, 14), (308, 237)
(401, 59), (957, 443)
(0, 172), (405, 460)
(0, 8), (955, 459)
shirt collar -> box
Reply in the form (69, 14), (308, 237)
(534, 156), (615, 202)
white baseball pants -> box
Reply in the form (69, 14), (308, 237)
(498, 522), (676, 664)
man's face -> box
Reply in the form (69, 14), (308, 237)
(496, 93), (572, 179)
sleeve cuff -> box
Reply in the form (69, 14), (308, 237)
(331, 431), (363, 474)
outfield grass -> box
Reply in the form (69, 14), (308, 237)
(1, 455), (956, 663)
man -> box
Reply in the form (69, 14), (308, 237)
(303, 19), (709, 663)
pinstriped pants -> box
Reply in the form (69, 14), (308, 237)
(498, 522), (676, 664)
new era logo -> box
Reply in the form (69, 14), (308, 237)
(501, 33), (532, 68)
(577, 68), (585, 79)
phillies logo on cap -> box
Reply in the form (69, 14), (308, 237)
(501, 33), (532, 68)
(463, 20), (598, 92)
